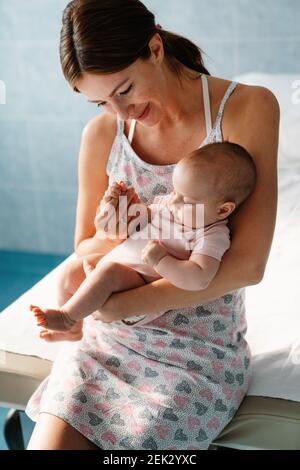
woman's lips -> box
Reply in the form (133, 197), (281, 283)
(136, 103), (150, 121)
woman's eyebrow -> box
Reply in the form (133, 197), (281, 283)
(88, 78), (130, 103)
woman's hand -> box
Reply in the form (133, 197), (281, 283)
(94, 181), (141, 241)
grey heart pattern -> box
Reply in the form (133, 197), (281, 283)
(145, 367), (159, 378)
(196, 429), (208, 442)
(187, 361), (203, 372)
(163, 408), (179, 421)
(111, 413), (125, 426)
(196, 306), (212, 317)
(88, 412), (103, 426)
(146, 350), (161, 360)
(152, 329), (168, 336)
(225, 371), (235, 384)
(223, 294), (233, 304)
(174, 429), (188, 441)
(175, 381), (192, 394)
(152, 184), (168, 195)
(195, 402), (208, 416)
(120, 437), (136, 449)
(142, 437), (158, 450)
(170, 339), (186, 349)
(106, 388), (120, 400)
(212, 347), (226, 359)
(236, 373), (244, 386)
(215, 399), (228, 412)
(72, 391), (87, 403)
(95, 369), (108, 381)
(174, 314), (189, 326)
(228, 407), (236, 420)
(244, 356), (250, 369)
(106, 356), (121, 368)
(206, 375), (219, 384)
(213, 320), (226, 332)
(226, 343), (238, 352)
(123, 373), (137, 384)
(136, 332), (147, 342)
(79, 368), (87, 379)
(128, 390), (140, 400)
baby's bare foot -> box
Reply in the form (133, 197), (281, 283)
(30, 304), (76, 332)
(39, 320), (83, 342)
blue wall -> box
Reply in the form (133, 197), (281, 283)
(0, 0), (299, 254)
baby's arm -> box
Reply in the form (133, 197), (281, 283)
(154, 253), (220, 291)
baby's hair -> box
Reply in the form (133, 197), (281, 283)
(184, 142), (257, 207)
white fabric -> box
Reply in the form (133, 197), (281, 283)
(201, 74), (212, 135)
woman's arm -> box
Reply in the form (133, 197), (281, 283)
(99, 86), (280, 321)
(74, 113), (119, 257)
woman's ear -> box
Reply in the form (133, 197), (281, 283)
(217, 201), (236, 220)
(148, 33), (164, 64)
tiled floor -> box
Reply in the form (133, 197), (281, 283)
(0, 250), (66, 450)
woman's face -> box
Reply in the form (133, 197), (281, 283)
(76, 34), (169, 126)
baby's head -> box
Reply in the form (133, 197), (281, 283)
(169, 142), (257, 228)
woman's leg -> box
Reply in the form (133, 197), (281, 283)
(27, 413), (99, 450)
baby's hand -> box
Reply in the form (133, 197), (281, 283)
(141, 240), (168, 268)
(95, 181), (141, 240)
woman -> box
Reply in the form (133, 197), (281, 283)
(27, 0), (279, 450)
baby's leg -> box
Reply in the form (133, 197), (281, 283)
(33, 262), (146, 331)
(35, 257), (88, 341)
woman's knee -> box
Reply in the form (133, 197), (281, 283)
(27, 413), (99, 450)
(57, 258), (86, 297)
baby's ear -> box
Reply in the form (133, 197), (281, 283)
(218, 202), (236, 219)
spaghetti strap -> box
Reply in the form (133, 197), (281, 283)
(201, 74), (212, 136)
(116, 116), (124, 137)
(128, 119), (137, 145)
(213, 81), (238, 139)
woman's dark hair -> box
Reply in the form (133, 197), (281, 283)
(60, 0), (210, 92)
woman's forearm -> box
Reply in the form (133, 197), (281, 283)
(75, 235), (121, 258)
(100, 246), (262, 320)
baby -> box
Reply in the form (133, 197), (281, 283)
(31, 142), (256, 331)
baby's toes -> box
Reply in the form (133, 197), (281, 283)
(33, 311), (46, 326)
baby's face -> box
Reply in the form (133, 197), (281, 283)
(169, 164), (219, 228)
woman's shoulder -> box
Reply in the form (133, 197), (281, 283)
(213, 75), (280, 143)
(82, 112), (118, 145)
(210, 74), (279, 113)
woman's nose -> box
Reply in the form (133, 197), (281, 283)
(111, 99), (129, 120)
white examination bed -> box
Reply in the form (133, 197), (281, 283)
(1, 73), (300, 450)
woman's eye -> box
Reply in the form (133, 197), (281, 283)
(118, 84), (133, 97)
(96, 85), (132, 108)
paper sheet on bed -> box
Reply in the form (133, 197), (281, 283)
(0, 165), (300, 402)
